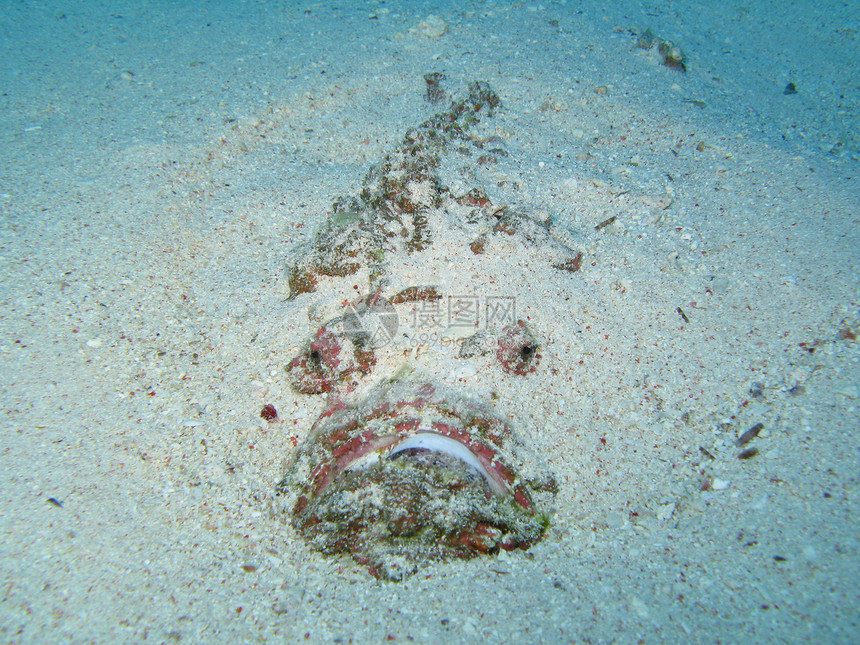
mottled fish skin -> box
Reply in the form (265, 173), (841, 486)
(277, 379), (555, 581)
(285, 81), (581, 301)
(279, 82), (577, 579)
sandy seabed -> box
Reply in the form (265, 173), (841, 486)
(1, 1), (857, 642)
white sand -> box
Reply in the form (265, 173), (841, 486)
(1, 1), (857, 642)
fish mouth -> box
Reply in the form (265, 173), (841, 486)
(386, 431), (505, 495)
(279, 379), (553, 580)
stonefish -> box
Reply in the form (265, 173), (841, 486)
(276, 81), (582, 580)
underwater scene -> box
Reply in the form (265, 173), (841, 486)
(0, 1), (857, 642)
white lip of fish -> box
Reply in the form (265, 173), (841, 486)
(345, 430), (506, 496)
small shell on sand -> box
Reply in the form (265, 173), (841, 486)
(412, 14), (448, 37)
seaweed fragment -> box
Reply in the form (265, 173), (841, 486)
(658, 40), (687, 72)
(635, 28), (687, 72)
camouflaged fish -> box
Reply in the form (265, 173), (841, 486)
(276, 81), (582, 580)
